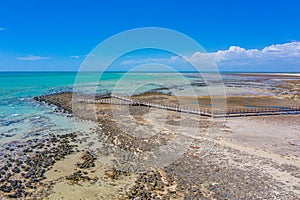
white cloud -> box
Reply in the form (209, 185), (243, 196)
(185, 41), (300, 69)
(0, 27), (7, 31)
(17, 55), (50, 61)
(70, 55), (80, 59)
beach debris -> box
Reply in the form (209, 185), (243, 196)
(190, 145), (201, 149)
(76, 150), (96, 169)
(288, 140), (300, 147)
(65, 170), (98, 185)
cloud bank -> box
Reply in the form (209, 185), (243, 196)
(17, 55), (50, 61)
(187, 41), (300, 70)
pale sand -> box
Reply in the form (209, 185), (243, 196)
(222, 115), (300, 158)
(217, 115), (300, 195)
(45, 155), (136, 200)
(43, 129), (137, 200)
(41, 112), (300, 198)
(33, 90), (300, 199)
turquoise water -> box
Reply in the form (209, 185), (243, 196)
(0, 71), (289, 142)
(0, 72), (203, 142)
(0, 72), (97, 142)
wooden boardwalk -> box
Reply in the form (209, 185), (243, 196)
(77, 95), (300, 118)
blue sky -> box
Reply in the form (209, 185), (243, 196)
(0, 0), (300, 72)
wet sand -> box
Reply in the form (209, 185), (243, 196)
(16, 92), (300, 199)
(0, 76), (300, 199)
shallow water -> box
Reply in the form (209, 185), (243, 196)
(0, 72), (284, 141)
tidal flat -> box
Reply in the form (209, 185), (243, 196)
(0, 74), (300, 199)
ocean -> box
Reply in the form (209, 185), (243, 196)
(0, 71), (291, 143)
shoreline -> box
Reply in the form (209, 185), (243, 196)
(0, 91), (299, 199)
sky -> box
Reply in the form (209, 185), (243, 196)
(0, 0), (300, 72)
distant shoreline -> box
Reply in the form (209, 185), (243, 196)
(0, 71), (300, 74)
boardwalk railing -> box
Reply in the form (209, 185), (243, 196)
(76, 95), (300, 118)
(224, 107), (300, 117)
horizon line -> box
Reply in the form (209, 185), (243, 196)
(0, 70), (300, 73)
